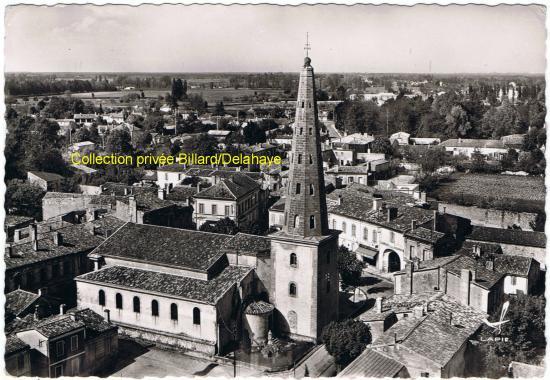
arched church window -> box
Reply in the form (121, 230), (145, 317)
(294, 215), (299, 228)
(115, 293), (123, 310)
(170, 303), (178, 321)
(309, 184), (314, 195)
(151, 300), (159, 317)
(300, 128), (303, 135)
(309, 154), (313, 164)
(193, 307), (201, 325)
(309, 215), (315, 229)
(98, 290), (105, 306)
(133, 296), (141, 313)
(301, 101), (305, 108)
(298, 154), (302, 164)
(290, 253), (297, 267)
(289, 282), (297, 297)
(296, 183), (301, 194)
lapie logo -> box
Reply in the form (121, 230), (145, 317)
(481, 301), (510, 335)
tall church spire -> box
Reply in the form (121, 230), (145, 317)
(282, 51), (329, 237)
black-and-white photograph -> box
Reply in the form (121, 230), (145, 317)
(2, 2), (547, 378)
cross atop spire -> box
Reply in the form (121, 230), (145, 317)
(304, 32), (311, 57)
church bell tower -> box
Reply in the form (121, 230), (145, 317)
(269, 40), (339, 342)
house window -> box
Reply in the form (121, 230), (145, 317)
(309, 128), (312, 135)
(300, 128), (303, 135)
(342, 222), (347, 233)
(115, 293), (123, 309)
(193, 307), (201, 325)
(348, 177), (354, 183)
(309, 184), (314, 195)
(98, 290), (105, 306)
(289, 282), (297, 297)
(351, 224), (356, 237)
(511, 276), (517, 286)
(71, 336), (78, 352)
(298, 154), (302, 164)
(170, 303), (178, 321)
(390, 231), (395, 243)
(151, 300), (159, 317)
(225, 205), (230, 216)
(56, 341), (65, 357)
(410, 246), (416, 259)
(290, 253), (297, 267)
(309, 215), (315, 229)
(363, 227), (368, 241)
(332, 219), (336, 229)
(71, 357), (80, 376)
(212, 204), (217, 215)
(373, 230), (377, 243)
(198, 203), (204, 213)
(421, 372), (429, 377)
(133, 296), (140, 313)
(296, 183), (301, 194)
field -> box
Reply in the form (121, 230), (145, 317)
(71, 88), (288, 104)
(431, 173), (545, 213)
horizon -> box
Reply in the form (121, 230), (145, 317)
(5, 4), (546, 74)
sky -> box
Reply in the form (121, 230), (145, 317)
(4, 4), (547, 74)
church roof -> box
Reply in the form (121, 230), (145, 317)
(223, 233), (271, 255)
(77, 265), (252, 305)
(89, 223), (232, 272)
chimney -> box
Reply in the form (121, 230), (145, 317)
(53, 232), (63, 246)
(38, 287), (47, 296)
(158, 187), (166, 200)
(129, 196), (137, 223)
(34, 305), (41, 321)
(485, 258), (494, 271)
(13, 229), (22, 242)
(30, 223), (38, 242)
(104, 309), (111, 323)
(460, 268), (471, 306)
(386, 207), (398, 222)
(411, 220), (417, 230)
(59, 304), (66, 315)
(375, 297), (383, 313)
(372, 196), (382, 211)
(449, 312), (453, 326)
(432, 210), (438, 231)
(413, 305), (424, 318)
(197, 183), (202, 192)
(472, 244), (481, 258)
(5, 243), (13, 258)
(32, 239), (39, 252)
(87, 209), (97, 222)
(420, 192), (427, 203)
(124, 187), (129, 196)
(338, 194), (343, 205)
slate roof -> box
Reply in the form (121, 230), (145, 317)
(4, 214), (34, 228)
(223, 233), (271, 255)
(28, 171), (64, 182)
(337, 349), (405, 378)
(443, 255), (504, 289)
(90, 223), (232, 272)
(5, 289), (40, 317)
(5, 222), (105, 270)
(5, 336), (30, 356)
(467, 226), (546, 248)
(77, 265), (252, 305)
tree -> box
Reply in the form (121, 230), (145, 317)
(105, 129), (134, 155)
(370, 137), (393, 156)
(322, 319), (371, 367)
(243, 122), (267, 145)
(419, 147), (446, 173)
(213, 101), (225, 116)
(337, 246), (364, 287)
(5, 180), (46, 219)
(199, 217), (239, 235)
(470, 151), (487, 173)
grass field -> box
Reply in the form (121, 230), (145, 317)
(71, 88), (288, 104)
(431, 173), (545, 213)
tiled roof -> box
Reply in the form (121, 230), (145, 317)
(244, 301), (275, 315)
(405, 226), (445, 244)
(467, 226), (546, 248)
(5, 336), (30, 356)
(4, 214), (34, 227)
(68, 308), (117, 338)
(337, 349), (405, 378)
(32, 315), (85, 338)
(117, 188), (178, 212)
(223, 233), (271, 255)
(5, 222), (105, 270)
(28, 171), (64, 182)
(440, 138), (505, 149)
(90, 223), (232, 271)
(195, 173), (259, 200)
(326, 187), (434, 232)
(166, 186), (197, 202)
(77, 265), (252, 305)
(5, 289), (39, 317)
(443, 255), (504, 289)
(493, 255), (533, 277)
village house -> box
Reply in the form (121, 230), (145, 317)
(4, 214), (35, 242)
(389, 131), (411, 146)
(5, 289), (59, 323)
(193, 173), (265, 229)
(4, 336), (32, 377)
(73, 113), (96, 126)
(69, 141), (96, 155)
(439, 138), (508, 159)
(28, 171), (64, 192)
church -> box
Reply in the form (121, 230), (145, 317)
(74, 53), (340, 356)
